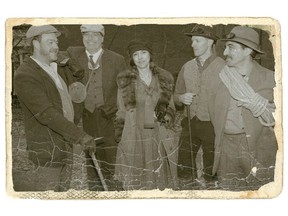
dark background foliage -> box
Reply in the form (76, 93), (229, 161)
(12, 23), (275, 80)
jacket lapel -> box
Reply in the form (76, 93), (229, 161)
(77, 50), (90, 72)
(101, 50), (109, 91)
(212, 82), (231, 174)
(214, 83), (231, 134)
(248, 61), (261, 92)
(27, 57), (58, 89)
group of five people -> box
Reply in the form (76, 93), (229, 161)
(13, 23), (278, 192)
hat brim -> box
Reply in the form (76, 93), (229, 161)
(81, 31), (104, 36)
(185, 33), (218, 41)
(26, 30), (61, 41)
(220, 38), (264, 54)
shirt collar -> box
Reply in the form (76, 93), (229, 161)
(86, 48), (103, 62)
(196, 52), (218, 72)
(30, 56), (57, 73)
(30, 56), (62, 89)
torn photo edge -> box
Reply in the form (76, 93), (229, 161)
(5, 17), (283, 199)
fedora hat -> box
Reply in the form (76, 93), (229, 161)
(185, 25), (219, 41)
(220, 26), (264, 54)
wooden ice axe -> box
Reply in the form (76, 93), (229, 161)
(90, 137), (108, 191)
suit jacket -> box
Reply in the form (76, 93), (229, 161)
(208, 61), (278, 175)
(65, 47), (126, 123)
(14, 57), (86, 167)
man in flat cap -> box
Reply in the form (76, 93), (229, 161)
(174, 24), (225, 189)
(13, 25), (97, 191)
(208, 26), (278, 190)
(64, 24), (126, 191)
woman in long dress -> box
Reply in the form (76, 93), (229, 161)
(114, 39), (178, 190)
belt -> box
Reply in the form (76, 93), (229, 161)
(224, 132), (246, 136)
(191, 116), (202, 121)
(191, 116), (211, 122)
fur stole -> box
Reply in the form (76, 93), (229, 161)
(116, 63), (174, 111)
(114, 64), (175, 142)
(116, 63), (175, 130)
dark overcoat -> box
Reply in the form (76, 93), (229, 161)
(14, 57), (86, 167)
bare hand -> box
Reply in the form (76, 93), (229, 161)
(179, 93), (197, 105)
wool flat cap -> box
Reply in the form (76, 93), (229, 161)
(26, 25), (61, 40)
(80, 24), (105, 35)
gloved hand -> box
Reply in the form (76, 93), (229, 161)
(80, 134), (96, 154)
(68, 58), (85, 80)
(161, 107), (175, 130)
(155, 102), (168, 124)
(114, 118), (124, 143)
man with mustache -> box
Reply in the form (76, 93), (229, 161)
(14, 25), (96, 191)
(174, 25), (225, 189)
(208, 26), (278, 190)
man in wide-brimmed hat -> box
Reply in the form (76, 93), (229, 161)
(174, 24), (225, 189)
(208, 26), (278, 190)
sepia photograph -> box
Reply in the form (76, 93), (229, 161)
(6, 17), (282, 200)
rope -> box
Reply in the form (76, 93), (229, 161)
(219, 66), (275, 127)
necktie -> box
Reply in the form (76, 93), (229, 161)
(196, 58), (204, 73)
(89, 55), (97, 69)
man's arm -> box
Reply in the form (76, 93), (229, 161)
(118, 55), (127, 72)
(15, 71), (86, 143)
(174, 66), (187, 109)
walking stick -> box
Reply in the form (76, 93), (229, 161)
(186, 105), (196, 182)
(90, 137), (108, 191)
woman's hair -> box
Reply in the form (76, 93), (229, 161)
(127, 39), (153, 67)
(129, 53), (153, 67)
(131, 60), (160, 76)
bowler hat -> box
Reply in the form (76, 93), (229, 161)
(185, 25), (219, 41)
(128, 39), (152, 56)
(26, 25), (61, 40)
(220, 26), (264, 54)
(80, 24), (105, 36)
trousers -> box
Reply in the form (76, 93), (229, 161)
(177, 116), (215, 183)
(82, 108), (120, 191)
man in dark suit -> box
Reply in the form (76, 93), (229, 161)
(14, 25), (96, 192)
(65, 25), (126, 190)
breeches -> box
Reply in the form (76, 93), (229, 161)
(82, 108), (118, 191)
(177, 117), (215, 181)
(217, 133), (252, 190)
